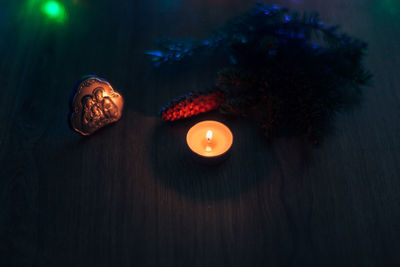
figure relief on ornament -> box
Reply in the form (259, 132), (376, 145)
(69, 76), (124, 136)
(81, 87), (119, 132)
(93, 87), (119, 120)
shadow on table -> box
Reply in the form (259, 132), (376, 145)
(149, 111), (314, 202)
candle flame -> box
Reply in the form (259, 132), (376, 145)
(206, 130), (213, 142)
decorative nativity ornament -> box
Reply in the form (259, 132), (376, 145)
(69, 76), (124, 136)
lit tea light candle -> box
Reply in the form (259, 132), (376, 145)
(186, 121), (233, 159)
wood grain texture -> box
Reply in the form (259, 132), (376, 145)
(1, 0), (400, 266)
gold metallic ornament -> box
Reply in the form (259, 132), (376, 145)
(69, 76), (124, 136)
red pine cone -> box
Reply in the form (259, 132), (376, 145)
(160, 90), (226, 121)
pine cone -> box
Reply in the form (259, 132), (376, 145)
(160, 90), (225, 121)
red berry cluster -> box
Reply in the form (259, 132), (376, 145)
(160, 90), (226, 121)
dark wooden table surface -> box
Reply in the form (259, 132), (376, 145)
(1, 0), (400, 266)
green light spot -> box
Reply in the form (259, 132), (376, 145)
(41, 1), (67, 23)
(44, 1), (60, 16)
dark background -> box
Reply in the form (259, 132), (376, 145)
(1, 0), (400, 266)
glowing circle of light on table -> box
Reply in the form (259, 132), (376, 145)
(186, 121), (233, 159)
